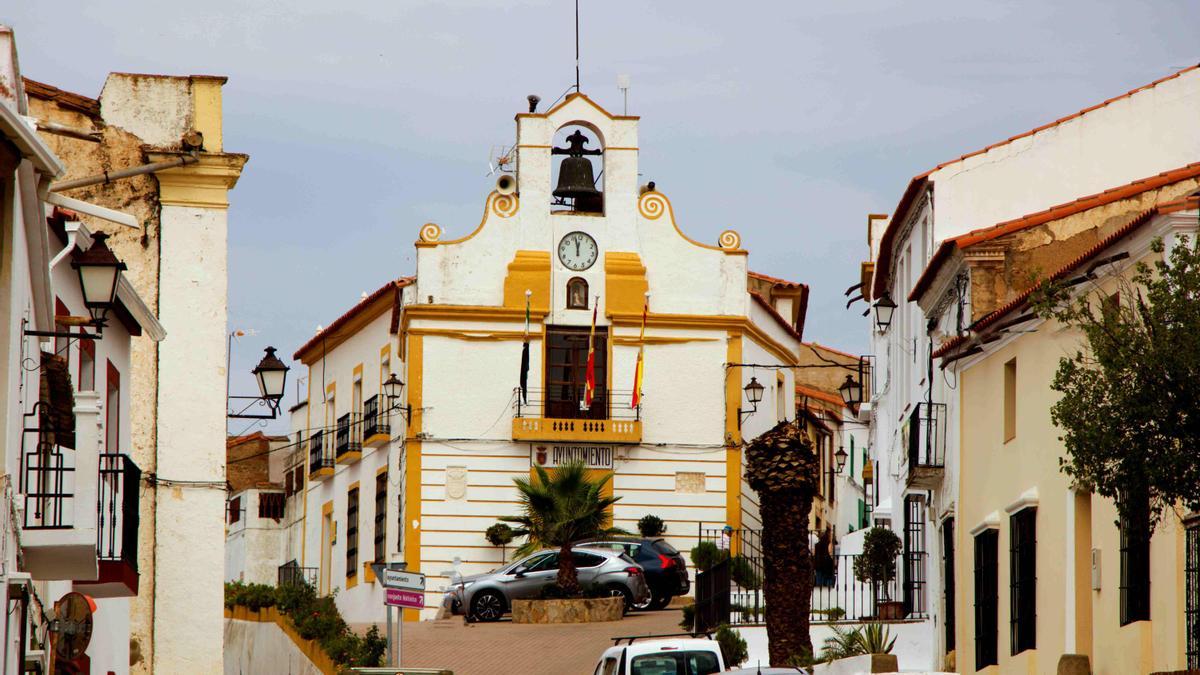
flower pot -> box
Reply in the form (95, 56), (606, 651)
(876, 600), (905, 620)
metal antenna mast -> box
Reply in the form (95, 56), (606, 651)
(575, 0), (581, 91)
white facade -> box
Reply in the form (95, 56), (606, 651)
(269, 92), (810, 626)
(866, 65), (1200, 669)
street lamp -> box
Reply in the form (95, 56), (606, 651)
(834, 446), (848, 473)
(838, 374), (863, 407)
(72, 232), (127, 329)
(228, 346), (290, 420)
(737, 376), (765, 430)
(873, 293), (897, 332)
(382, 372), (412, 421)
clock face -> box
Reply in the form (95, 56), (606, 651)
(557, 231), (598, 271)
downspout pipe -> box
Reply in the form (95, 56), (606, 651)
(49, 152), (199, 192)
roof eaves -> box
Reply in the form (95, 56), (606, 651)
(750, 291), (802, 343)
(293, 277), (414, 363)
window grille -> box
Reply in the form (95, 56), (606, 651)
(544, 327), (608, 419)
(374, 471), (387, 564)
(1009, 508), (1036, 654)
(974, 529), (999, 669)
(259, 492), (285, 521)
(1186, 516), (1200, 669)
(943, 517), (956, 652)
(346, 487), (359, 579)
(903, 495), (928, 617)
(1120, 500), (1151, 625)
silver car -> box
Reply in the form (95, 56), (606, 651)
(445, 548), (650, 621)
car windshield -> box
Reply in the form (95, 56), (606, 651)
(630, 650), (720, 675)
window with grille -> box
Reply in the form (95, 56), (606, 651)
(545, 326), (607, 419)
(943, 517), (956, 653)
(259, 492), (285, 521)
(1009, 508), (1036, 654)
(904, 495), (927, 616)
(228, 496), (241, 525)
(374, 471), (387, 564)
(974, 528), (999, 669)
(1186, 516), (1199, 669)
(1120, 499), (1151, 625)
(346, 487), (359, 579)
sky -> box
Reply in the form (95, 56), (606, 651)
(4, 1), (1198, 435)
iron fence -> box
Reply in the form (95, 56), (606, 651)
(1185, 515), (1199, 669)
(278, 560), (318, 588)
(697, 526), (910, 625)
(514, 388), (641, 421)
(335, 412), (363, 457)
(21, 403), (73, 530)
(907, 402), (947, 469)
(363, 395), (390, 439)
(308, 430), (333, 473)
(97, 454), (140, 568)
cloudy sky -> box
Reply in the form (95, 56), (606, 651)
(4, 1), (1198, 434)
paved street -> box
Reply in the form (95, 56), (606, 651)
(401, 608), (684, 675)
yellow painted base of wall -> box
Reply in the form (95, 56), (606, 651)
(224, 606), (338, 675)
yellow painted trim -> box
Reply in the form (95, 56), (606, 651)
(503, 250), (552, 312)
(609, 311), (799, 366)
(224, 607), (338, 675)
(516, 144), (552, 149)
(604, 252), (649, 315)
(353, 363), (364, 380)
(402, 304), (542, 327)
(612, 335), (718, 346)
(149, 151), (247, 208)
(409, 328), (544, 342)
(363, 433), (390, 448)
(309, 466), (334, 481)
(415, 191), (518, 247)
(726, 333), (743, 541)
(404, 334), (424, 621)
(363, 561), (376, 584)
(606, 146), (638, 151)
(513, 418), (641, 443)
(335, 450), (362, 465)
(638, 190), (747, 255)
(532, 91), (639, 122)
(190, 76), (225, 153)
(320, 500), (334, 595)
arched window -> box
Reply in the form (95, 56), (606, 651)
(566, 277), (589, 309)
(551, 124), (604, 214)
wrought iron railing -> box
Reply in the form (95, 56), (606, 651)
(278, 560), (318, 588)
(697, 527), (910, 625)
(21, 403), (73, 530)
(97, 454), (140, 568)
(514, 388), (641, 421)
(907, 402), (947, 469)
(308, 430), (333, 474)
(335, 412), (363, 457)
(363, 395), (390, 439)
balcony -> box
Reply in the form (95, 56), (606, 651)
(308, 430), (334, 481)
(362, 395), (390, 448)
(76, 454), (140, 598)
(905, 402), (947, 490)
(512, 389), (642, 444)
(21, 395), (100, 581)
(335, 412), (363, 464)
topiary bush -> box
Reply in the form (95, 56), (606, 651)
(690, 541), (729, 572)
(853, 527), (902, 600)
(715, 624), (749, 668)
(679, 602), (696, 631)
(485, 522), (514, 547)
(637, 514), (667, 537)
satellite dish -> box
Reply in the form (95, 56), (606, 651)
(51, 592), (94, 662)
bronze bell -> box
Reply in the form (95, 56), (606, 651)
(552, 129), (603, 210)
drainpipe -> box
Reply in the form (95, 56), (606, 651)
(33, 120), (101, 143)
(48, 222), (84, 270)
(49, 152), (199, 192)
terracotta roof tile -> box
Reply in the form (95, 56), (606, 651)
(22, 77), (100, 117)
(795, 383), (844, 408)
(293, 277), (414, 363)
(748, 270), (805, 289)
(874, 64), (1200, 300)
(750, 291), (803, 343)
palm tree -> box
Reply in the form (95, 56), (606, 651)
(745, 419), (820, 666)
(500, 460), (624, 594)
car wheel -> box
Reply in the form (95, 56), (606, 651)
(605, 584), (634, 614)
(648, 592), (672, 611)
(470, 590), (505, 622)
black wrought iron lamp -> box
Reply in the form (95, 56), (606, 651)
(874, 292), (897, 332)
(26, 233), (125, 341)
(838, 374), (864, 407)
(736, 376), (765, 429)
(382, 372), (413, 421)
(828, 446), (849, 476)
(228, 347), (289, 419)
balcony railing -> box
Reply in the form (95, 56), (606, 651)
(512, 389), (641, 443)
(906, 402), (947, 489)
(309, 430), (334, 479)
(278, 560), (318, 588)
(21, 404), (73, 530)
(335, 412), (363, 463)
(78, 453), (141, 598)
(362, 395), (390, 447)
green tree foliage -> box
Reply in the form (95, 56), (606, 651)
(729, 554), (761, 591)
(817, 623), (896, 663)
(853, 527), (901, 600)
(1033, 236), (1200, 530)
(689, 541), (728, 572)
(500, 460), (624, 594)
(715, 624), (750, 668)
(637, 514), (667, 537)
(485, 522), (514, 547)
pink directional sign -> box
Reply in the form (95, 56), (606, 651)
(385, 588), (424, 609)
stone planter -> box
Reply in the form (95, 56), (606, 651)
(876, 600), (905, 620)
(813, 653), (899, 675)
(511, 596), (624, 624)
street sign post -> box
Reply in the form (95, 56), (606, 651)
(371, 564), (426, 668)
(385, 587), (425, 610)
(382, 569), (426, 591)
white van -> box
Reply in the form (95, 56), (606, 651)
(593, 637), (725, 675)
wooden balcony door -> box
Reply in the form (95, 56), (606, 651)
(545, 326), (607, 419)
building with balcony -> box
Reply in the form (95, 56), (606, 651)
(0, 31), (166, 673)
(277, 91), (811, 624)
(863, 63), (1200, 671)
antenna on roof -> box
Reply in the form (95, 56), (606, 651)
(617, 74), (630, 115)
(574, 0), (581, 92)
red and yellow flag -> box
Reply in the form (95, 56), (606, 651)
(584, 302), (597, 409)
(631, 296), (647, 408)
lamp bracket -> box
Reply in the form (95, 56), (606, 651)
(227, 395), (282, 420)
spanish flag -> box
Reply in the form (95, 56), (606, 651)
(631, 296), (647, 408)
(584, 302), (597, 409)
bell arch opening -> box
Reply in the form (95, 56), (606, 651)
(551, 124), (604, 215)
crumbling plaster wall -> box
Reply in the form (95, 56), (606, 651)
(967, 178), (1200, 321)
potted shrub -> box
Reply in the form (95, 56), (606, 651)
(637, 514), (667, 537)
(485, 522), (514, 561)
(853, 527), (903, 619)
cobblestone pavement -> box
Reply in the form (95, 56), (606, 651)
(400, 608), (686, 675)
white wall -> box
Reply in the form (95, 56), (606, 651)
(736, 621), (935, 672)
(224, 618), (324, 675)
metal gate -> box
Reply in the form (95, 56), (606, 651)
(693, 558), (730, 633)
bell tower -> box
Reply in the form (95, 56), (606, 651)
(552, 127), (604, 214)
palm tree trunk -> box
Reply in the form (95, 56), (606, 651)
(557, 542), (580, 595)
(761, 488), (814, 666)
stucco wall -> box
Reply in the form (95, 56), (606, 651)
(736, 620), (935, 671)
(224, 618), (324, 675)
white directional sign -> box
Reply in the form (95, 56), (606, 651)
(382, 569), (426, 591)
